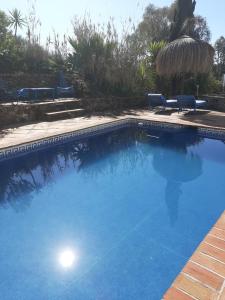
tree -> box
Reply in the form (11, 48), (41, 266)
(131, 4), (173, 54)
(214, 36), (225, 78)
(68, 17), (119, 94)
(137, 4), (173, 42)
(146, 41), (170, 93)
(170, 0), (196, 41)
(0, 10), (16, 73)
(9, 8), (26, 36)
(135, 41), (167, 91)
(181, 15), (211, 42)
(68, 16), (144, 96)
(131, 1), (210, 57)
(0, 10), (10, 40)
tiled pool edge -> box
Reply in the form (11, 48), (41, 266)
(0, 117), (225, 162)
(0, 119), (132, 161)
(163, 211), (225, 300)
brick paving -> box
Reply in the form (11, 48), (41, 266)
(163, 212), (225, 300)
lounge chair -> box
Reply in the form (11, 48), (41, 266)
(176, 95), (207, 111)
(17, 87), (55, 101)
(147, 94), (178, 110)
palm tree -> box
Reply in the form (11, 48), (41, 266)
(148, 41), (167, 66)
(170, 0), (196, 41)
(9, 8), (26, 36)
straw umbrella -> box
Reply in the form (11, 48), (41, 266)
(156, 35), (214, 94)
(156, 35), (214, 77)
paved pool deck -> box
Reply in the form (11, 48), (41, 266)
(0, 108), (225, 300)
(0, 109), (225, 149)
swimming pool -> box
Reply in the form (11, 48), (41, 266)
(0, 121), (225, 299)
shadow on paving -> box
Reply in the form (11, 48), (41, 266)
(181, 110), (225, 128)
(153, 109), (178, 116)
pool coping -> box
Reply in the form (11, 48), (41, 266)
(1, 117), (225, 299)
(163, 211), (225, 300)
(0, 117), (225, 162)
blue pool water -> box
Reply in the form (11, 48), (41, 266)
(0, 126), (225, 300)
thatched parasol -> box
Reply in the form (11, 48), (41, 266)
(156, 35), (215, 77)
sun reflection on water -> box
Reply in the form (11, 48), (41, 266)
(58, 248), (79, 269)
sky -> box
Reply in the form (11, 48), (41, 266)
(1, 0), (225, 44)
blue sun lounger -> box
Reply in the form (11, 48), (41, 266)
(147, 94), (178, 109)
(18, 87), (55, 101)
(176, 95), (207, 111)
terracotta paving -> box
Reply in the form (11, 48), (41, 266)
(163, 211), (225, 300)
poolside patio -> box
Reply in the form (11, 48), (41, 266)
(0, 109), (225, 149)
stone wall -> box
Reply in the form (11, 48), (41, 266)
(0, 103), (42, 128)
(82, 96), (146, 112)
(204, 95), (225, 112)
(0, 96), (147, 128)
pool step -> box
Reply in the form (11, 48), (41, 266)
(45, 108), (85, 121)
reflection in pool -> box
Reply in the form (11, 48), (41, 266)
(152, 130), (203, 225)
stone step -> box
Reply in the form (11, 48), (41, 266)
(45, 108), (85, 121)
(29, 98), (83, 112)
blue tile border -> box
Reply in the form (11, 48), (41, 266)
(0, 118), (225, 162)
(134, 118), (225, 140)
(0, 119), (132, 162)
